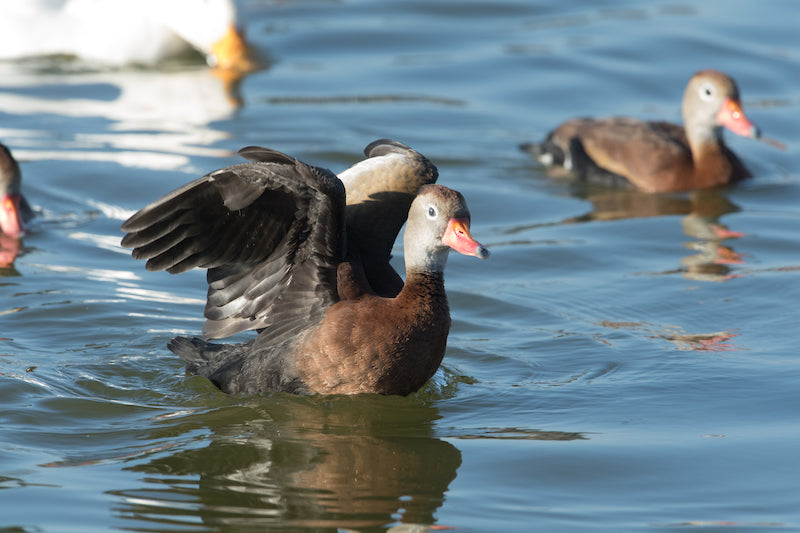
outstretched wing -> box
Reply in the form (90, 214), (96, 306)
(121, 146), (346, 340)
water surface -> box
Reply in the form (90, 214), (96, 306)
(1, 1), (799, 531)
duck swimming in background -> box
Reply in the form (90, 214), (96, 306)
(0, 0), (260, 72)
(121, 140), (489, 396)
(0, 143), (33, 238)
(521, 70), (783, 193)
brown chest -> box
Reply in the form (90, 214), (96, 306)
(294, 290), (452, 395)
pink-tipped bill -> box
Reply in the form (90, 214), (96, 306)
(442, 218), (490, 259)
(716, 97), (759, 138)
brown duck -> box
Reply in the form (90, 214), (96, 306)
(521, 70), (775, 193)
(121, 140), (489, 396)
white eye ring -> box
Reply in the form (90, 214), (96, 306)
(698, 82), (715, 102)
(427, 206), (437, 219)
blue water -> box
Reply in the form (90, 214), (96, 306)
(1, 0), (799, 531)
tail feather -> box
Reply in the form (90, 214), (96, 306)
(167, 335), (304, 395)
(522, 137), (634, 189)
(168, 336), (252, 377)
(168, 336), (208, 375)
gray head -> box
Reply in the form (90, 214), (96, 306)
(682, 69), (759, 145)
(403, 184), (489, 274)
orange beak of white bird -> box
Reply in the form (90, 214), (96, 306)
(442, 218), (490, 259)
(209, 25), (262, 73)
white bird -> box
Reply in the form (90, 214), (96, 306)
(0, 0), (259, 71)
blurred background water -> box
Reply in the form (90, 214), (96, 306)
(1, 0), (799, 531)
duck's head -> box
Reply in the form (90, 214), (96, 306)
(682, 69), (759, 143)
(404, 184), (489, 274)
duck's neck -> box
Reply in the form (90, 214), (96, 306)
(376, 268), (451, 396)
(685, 123), (734, 188)
(684, 119), (724, 151)
(404, 237), (450, 274)
(399, 269), (449, 310)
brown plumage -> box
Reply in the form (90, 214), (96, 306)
(521, 70), (763, 193)
(121, 140), (488, 396)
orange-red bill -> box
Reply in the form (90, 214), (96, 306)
(716, 98), (785, 150)
(442, 218), (490, 259)
(717, 97), (758, 138)
(717, 98), (786, 150)
(0, 194), (23, 238)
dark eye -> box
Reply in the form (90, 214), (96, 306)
(699, 82), (715, 102)
(427, 206), (437, 219)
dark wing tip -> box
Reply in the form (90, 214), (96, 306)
(120, 208), (151, 233)
(119, 232), (136, 248)
(361, 138), (438, 184)
(238, 145), (299, 165)
(237, 146), (343, 199)
(363, 139), (414, 158)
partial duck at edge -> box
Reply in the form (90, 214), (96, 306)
(0, 143), (33, 238)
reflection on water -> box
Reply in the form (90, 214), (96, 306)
(108, 394), (589, 531)
(599, 321), (739, 353)
(0, 62), (261, 172)
(0, 0), (798, 530)
(507, 176), (748, 283)
(563, 185), (745, 282)
(679, 240), (742, 282)
(112, 395), (461, 531)
(450, 427), (587, 441)
(264, 94), (465, 106)
(0, 233), (21, 269)
(0, 50), (263, 276)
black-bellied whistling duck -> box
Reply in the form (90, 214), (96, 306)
(121, 140), (489, 395)
(0, 143), (33, 238)
(521, 70), (776, 193)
